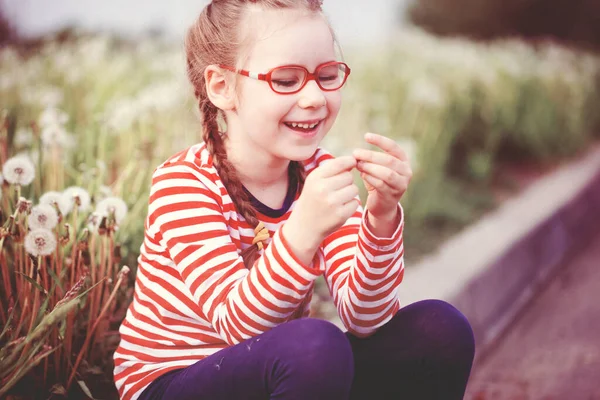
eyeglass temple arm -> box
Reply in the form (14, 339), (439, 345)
(218, 65), (267, 81)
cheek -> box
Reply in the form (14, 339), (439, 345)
(326, 92), (342, 119)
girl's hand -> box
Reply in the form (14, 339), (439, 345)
(353, 133), (412, 220)
(288, 155), (360, 242)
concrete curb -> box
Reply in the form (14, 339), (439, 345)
(397, 144), (600, 361)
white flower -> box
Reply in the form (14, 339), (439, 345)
(39, 107), (69, 128)
(2, 155), (35, 186)
(41, 124), (74, 148)
(14, 127), (34, 147)
(63, 186), (91, 212)
(24, 228), (57, 256)
(29, 204), (59, 230)
(40, 191), (72, 215)
(95, 196), (128, 224)
(86, 212), (102, 233)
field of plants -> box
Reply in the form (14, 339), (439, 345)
(1, 27), (599, 398)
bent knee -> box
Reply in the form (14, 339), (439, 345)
(279, 318), (352, 363)
(400, 300), (475, 356)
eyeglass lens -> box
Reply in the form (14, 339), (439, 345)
(270, 63), (348, 93)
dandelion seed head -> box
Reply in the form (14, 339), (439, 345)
(95, 196), (128, 224)
(24, 228), (56, 256)
(29, 204), (59, 230)
(40, 191), (72, 216)
(63, 186), (91, 212)
(2, 155), (35, 186)
(39, 107), (68, 128)
(86, 212), (102, 233)
(41, 124), (72, 148)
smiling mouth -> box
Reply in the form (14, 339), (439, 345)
(283, 120), (323, 132)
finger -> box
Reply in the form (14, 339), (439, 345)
(364, 133), (408, 161)
(340, 195), (361, 216)
(318, 156), (357, 178)
(353, 148), (409, 173)
(357, 161), (406, 191)
(333, 183), (360, 204)
(326, 171), (355, 191)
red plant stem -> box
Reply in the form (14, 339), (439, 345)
(108, 232), (115, 278)
(70, 208), (78, 288)
(97, 235), (107, 307)
(63, 312), (73, 374)
(15, 258), (34, 333)
(0, 296), (5, 325)
(66, 272), (124, 389)
(26, 258), (42, 332)
(1, 260), (11, 309)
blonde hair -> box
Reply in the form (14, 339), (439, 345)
(185, 0), (328, 270)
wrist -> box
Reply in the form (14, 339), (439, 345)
(281, 216), (323, 264)
(366, 206), (400, 238)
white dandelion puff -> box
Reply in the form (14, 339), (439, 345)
(63, 186), (91, 212)
(29, 204), (59, 230)
(86, 212), (102, 233)
(24, 228), (57, 256)
(40, 191), (72, 215)
(95, 196), (128, 224)
(39, 107), (68, 128)
(2, 155), (35, 186)
(41, 124), (73, 148)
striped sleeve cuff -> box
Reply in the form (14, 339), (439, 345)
(358, 203), (404, 264)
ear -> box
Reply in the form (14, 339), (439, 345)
(204, 65), (236, 111)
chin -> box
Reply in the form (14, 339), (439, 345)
(282, 143), (321, 162)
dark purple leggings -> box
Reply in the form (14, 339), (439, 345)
(138, 299), (475, 400)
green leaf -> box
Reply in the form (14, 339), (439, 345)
(48, 269), (65, 293)
(0, 306), (17, 342)
(14, 271), (46, 294)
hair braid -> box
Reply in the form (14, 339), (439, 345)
(199, 98), (266, 269)
(186, 0), (327, 319)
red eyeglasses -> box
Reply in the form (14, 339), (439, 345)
(219, 61), (351, 95)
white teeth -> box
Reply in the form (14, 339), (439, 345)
(287, 121), (320, 129)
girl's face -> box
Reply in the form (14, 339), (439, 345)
(230, 9), (342, 163)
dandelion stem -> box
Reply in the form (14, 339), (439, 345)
(69, 207), (78, 288)
(66, 270), (125, 389)
(1, 244), (12, 303)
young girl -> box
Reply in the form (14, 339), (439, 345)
(113, 1), (475, 399)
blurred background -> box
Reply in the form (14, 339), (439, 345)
(1, 0), (599, 399)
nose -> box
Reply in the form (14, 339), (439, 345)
(297, 79), (326, 109)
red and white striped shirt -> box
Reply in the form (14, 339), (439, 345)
(113, 143), (405, 400)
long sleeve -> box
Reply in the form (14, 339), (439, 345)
(149, 161), (322, 345)
(321, 202), (405, 338)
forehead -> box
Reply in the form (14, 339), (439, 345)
(240, 8), (335, 71)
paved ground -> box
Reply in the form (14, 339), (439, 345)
(464, 233), (600, 400)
